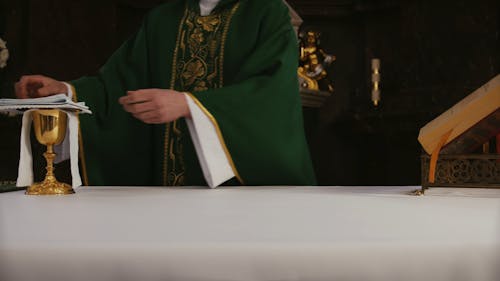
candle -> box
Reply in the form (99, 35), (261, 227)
(371, 58), (381, 106)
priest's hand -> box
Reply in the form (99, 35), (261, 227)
(119, 89), (192, 124)
(15, 75), (67, 99)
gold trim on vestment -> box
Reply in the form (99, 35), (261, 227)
(185, 92), (244, 184)
(219, 3), (239, 86)
(163, 5), (190, 186)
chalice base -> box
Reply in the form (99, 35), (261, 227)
(26, 179), (74, 195)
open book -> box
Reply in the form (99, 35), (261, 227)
(418, 74), (500, 155)
(0, 94), (91, 114)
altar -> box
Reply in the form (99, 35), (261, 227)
(1, 186), (499, 281)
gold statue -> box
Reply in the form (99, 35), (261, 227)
(26, 109), (74, 195)
(298, 30), (335, 93)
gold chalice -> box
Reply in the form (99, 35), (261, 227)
(25, 109), (74, 195)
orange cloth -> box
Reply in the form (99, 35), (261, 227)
(429, 130), (453, 184)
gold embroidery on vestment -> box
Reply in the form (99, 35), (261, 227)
(163, 5), (189, 186)
(163, 2), (240, 186)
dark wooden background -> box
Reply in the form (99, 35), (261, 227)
(0, 0), (499, 185)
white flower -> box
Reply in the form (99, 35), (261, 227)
(0, 37), (8, 69)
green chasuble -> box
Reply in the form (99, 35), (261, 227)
(71, 0), (317, 186)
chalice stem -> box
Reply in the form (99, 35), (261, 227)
(43, 144), (56, 182)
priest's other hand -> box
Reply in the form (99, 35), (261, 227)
(119, 89), (192, 124)
(15, 75), (67, 99)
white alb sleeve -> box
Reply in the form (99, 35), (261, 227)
(184, 93), (235, 188)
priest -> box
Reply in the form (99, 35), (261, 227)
(14, 0), (316, 187)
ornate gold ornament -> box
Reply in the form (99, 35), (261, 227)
(298, 31), (335, 93)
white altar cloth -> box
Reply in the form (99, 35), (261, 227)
(1, 186), (499, 281)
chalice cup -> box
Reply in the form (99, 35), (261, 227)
(25, 109), (74, 195)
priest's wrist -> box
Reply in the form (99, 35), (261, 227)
(182, 92), (193, 120)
